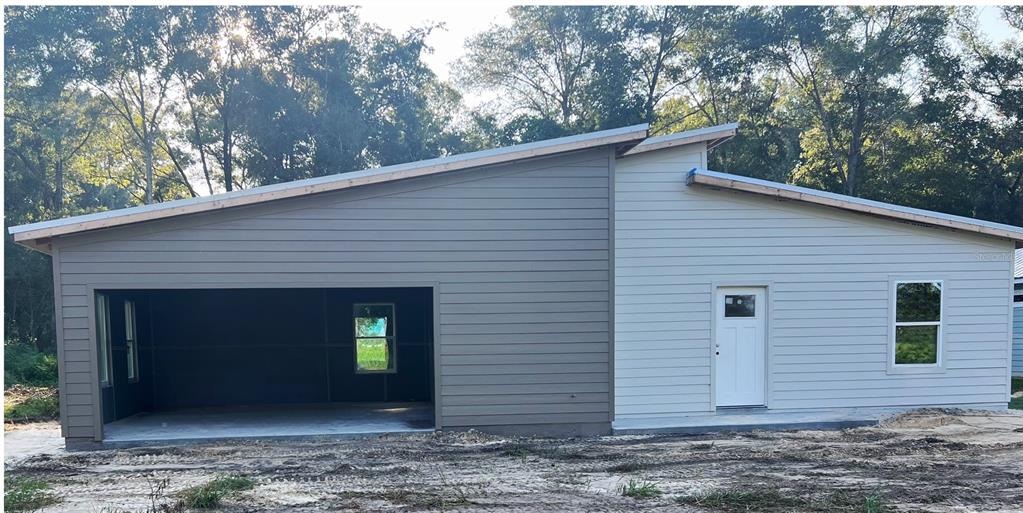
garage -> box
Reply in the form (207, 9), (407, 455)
(97, 287), (435, 442)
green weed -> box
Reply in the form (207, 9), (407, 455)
(619, 479), (662, 499)
(179, 475), (254, 509)
(5, 477), (61, 512)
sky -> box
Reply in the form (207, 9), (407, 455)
(357, 2), (512, 83)
(357, 3), (1019, 79)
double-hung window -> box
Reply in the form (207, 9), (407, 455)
(893, 280), (943, 367)
(354, 304), (396, 373)
(96, 293), (113, 387)
(125, 300), (139, 383)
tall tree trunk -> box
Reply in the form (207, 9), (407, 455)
(222, 115), (233, 192)
(54, 159), (64, 214)
(845, 92), (867, 196)
(143, 130), (154, 204)
(185, 91), (214, 195)
(53, 139), (64, 214)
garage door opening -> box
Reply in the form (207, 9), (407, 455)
(95, 287), (435, 443)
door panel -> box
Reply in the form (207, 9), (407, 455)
(715, 287), (766, 407)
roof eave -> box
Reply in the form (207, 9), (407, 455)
(687, 169), (1023, 246)
(623, 122), (738, 157)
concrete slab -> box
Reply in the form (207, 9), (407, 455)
(102, 402), (434, 446)
(612, 407), (912, 435)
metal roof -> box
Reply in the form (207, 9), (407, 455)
(10, 123), (650, 251)
(687, 169), (1023, 245)
(623, 122), (738, 156)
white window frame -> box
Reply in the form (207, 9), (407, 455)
(96, 293), (113, 387)
(889, 279), (944, 373)
(353, 303), (397, 374)
(1014, 279), (1023, 305)
(125, 300), (139, 383)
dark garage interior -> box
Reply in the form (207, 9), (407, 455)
(96, 287), (435, 442)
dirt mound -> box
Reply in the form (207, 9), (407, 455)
(881, 408), (970, 429)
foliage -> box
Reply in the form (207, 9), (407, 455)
(894, 326), (938, 365)
(4, 342), (58, 388)
(179, 475), (254, 509)
(4, 477), (61, 512)
(4, 386), (59, 422)
(618, 479), (662, 499)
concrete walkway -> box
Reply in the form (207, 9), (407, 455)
(612, 407), (911, 434)
(103, 402), (434, 445)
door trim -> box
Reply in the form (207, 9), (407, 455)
(709, 282), (772, 411)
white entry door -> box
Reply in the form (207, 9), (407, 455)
(714, 287), (767, 407)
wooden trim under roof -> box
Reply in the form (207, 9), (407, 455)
(687, 169), (1023, 246)
(10, 124), (650, 252)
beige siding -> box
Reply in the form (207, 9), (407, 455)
(615, 146), (1013, 419)
(55, 148), (614, 441)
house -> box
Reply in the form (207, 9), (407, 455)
(1014, 249), (1023, 377)
(9, 123), (1021, 448)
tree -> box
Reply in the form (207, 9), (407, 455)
(5, 6), (105, 214)
(91, 7), (181, 204)
(457, 6), (623, 134)
(912, 6), (1023, 225)
(764, 6), (950, 196)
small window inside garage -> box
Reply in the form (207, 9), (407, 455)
(96, 287), (434, 441)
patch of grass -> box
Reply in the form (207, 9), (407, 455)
(863, 492), (886, 513)
(619, 479), (662, 499)
(1012, 377), (1022, 394)
(677, 488), (889, 512)
(179, 475), (254, 509)
(676, 488), (805, 510)
(502, 443), (532, 459)
(4, 386), (59, 423)
(607, 461), (645, 473)
(5, 477), (62, 512)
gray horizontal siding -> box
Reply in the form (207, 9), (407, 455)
(615, 146), (1014, 419)
(55, 149), (613, 439)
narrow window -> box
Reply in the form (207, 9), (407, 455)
(1014, 282), (1023, 304)
(125, 300), (139, 383)
(354, 304), (395, 373)
(893, 281), (942, 366)
(96, 293), (112, 387)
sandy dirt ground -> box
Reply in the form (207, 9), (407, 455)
(5, 409), (1023, 512)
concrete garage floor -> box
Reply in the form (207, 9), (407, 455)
(103, 402), (434, 445)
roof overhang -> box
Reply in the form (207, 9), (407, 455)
(687, 169), (1023, 247)
(622, 122), (738, 156)
(10, 123), (649, 253)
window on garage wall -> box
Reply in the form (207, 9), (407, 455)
(354, 303), (396, 373)
(893, 281), (942, 367)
